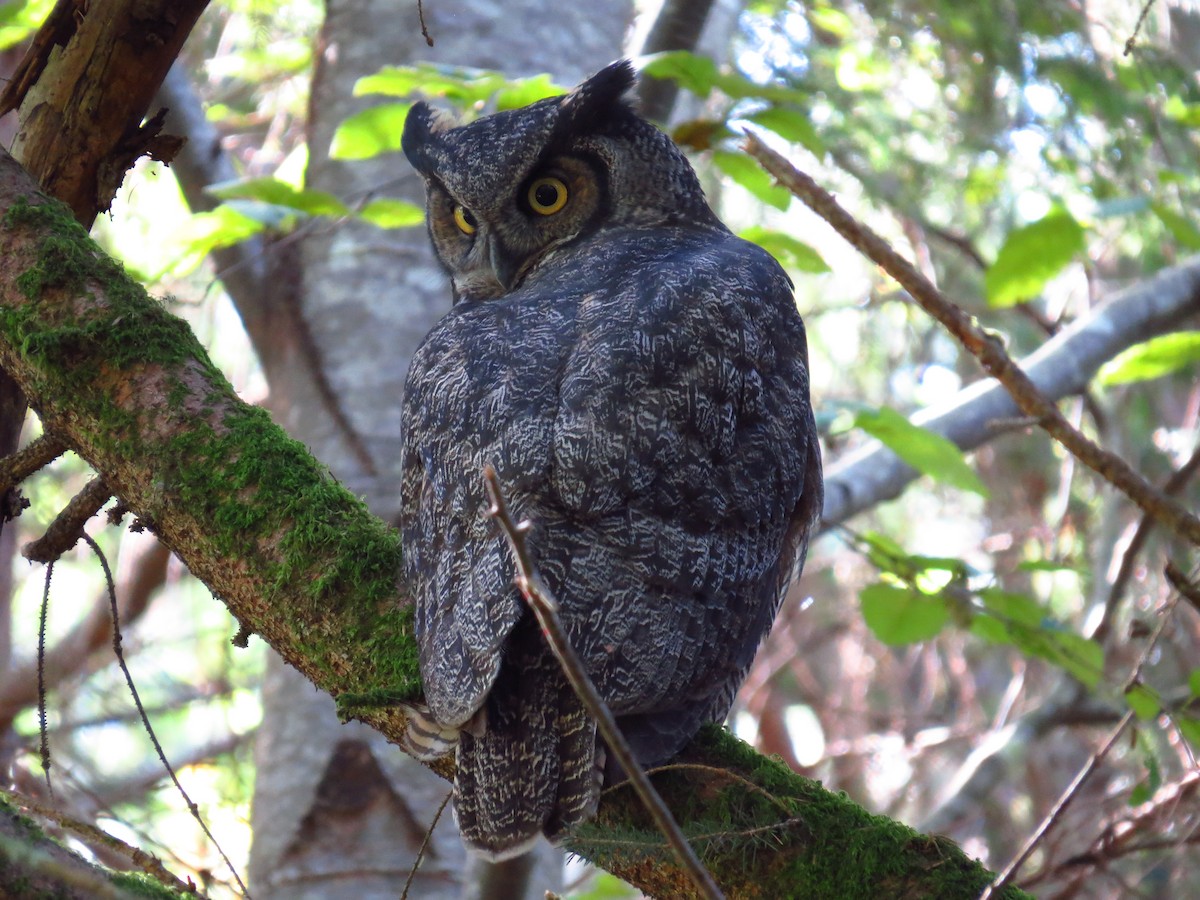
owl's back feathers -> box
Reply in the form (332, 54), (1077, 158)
(401, 217), (821, 855)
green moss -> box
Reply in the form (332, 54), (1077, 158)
(573, 726), (1033, 899)
(107, 872), (189, 899)
(2, 196), (422, 702)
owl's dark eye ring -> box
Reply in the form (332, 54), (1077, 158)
(453, 204), (478, 235)
(527, 177), (568, 215)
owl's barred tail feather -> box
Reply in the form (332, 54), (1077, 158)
(453, 619), (599, 859)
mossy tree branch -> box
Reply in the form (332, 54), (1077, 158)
(0, 147), (1027, 898)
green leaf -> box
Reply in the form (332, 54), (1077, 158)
(1125, 683), (1161, 721)
(208, 179), (348, 217)
(985, 211), (1086, 307)
(642, 50), (803, 104)
(745, 107), (823, 156)
(163, 206), (266, 277)
(357, 199), (425, 229)
(1179, 716), (1200, 753)
(1189, 668), (1200, 697)
(854, 407), (988, 496)
(739, 227), (829, 273)
(1151, 202), (1200, 250)
(0, 0), (53, 51)
(495, 74), (566, 110)
(1017, 559), (1079, 573)
(712, 151), (792, 211)
(977, 589), (1104, 687)
(1098, 331), (1200, 385)
(330, 103), (412, 160)
(641, 51), (720, 97)
(354, 65), (504, 106)
(860, 583), (949, 645)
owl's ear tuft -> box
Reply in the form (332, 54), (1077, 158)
(560, 59), (637, 129)
(403, 101), (457, 172)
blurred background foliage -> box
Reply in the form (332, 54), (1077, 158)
(1, 0), (1198, 897)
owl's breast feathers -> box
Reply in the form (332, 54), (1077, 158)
(400, 224), (821, 853)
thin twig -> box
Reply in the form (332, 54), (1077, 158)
(1125, 0), (1157, 55)
(982, 576), (1186, 897)
(400, 790), (452, 900)
(482, 465), (724, 900)
(23, 476), (112, 562)
(417, 0), (434, 46)
(1094, 444), (1200, 642)
(82, 532), (251, 898)
(37, 559), (54, 798)
(743, 133), (1200, 549)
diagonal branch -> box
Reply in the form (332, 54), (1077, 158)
(483, 466), (723, 900)
(745, 134), (1200, 547)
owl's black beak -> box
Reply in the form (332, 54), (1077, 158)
(488, 237), (520, 291)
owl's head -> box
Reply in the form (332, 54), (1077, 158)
(402, 60), (720, 302)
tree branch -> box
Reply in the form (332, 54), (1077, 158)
(822, 256), (1200, 526)
(744, 134), (1200, 546)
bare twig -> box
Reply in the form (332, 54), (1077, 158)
(982, 578), (1187, 897)
(417, 0), (434, 46)
(82, 532), (250, 898)
(744, 133), (1200, 548)
(1125, 1), (1158, 55)
(1094, 444), (1200, 643)
(482, 465), (724, 900)
(37, 559), (54, 797)
(400, 790), (451, 900)
(23, 476), (112, 563)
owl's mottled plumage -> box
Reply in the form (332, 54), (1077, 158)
(399, 61), (822, 858)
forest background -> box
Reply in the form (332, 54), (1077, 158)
(0, 0), (1197, 898)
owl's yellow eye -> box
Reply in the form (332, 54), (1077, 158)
(527, 177), (568, 215)
(453, 204), (477, 235)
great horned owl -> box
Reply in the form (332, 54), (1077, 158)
(399, 60), (822, 859)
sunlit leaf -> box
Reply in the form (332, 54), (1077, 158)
(861, 583), (949, 645)
(495, 74), (565, 109)
(1152, 202), (1200, 250)
(354, 65), (504, 106)
(357, 199), (425, 229)
(977, 589), (1104, 687)
(985, 211), (1086, 307)
(642, 50), (803, 104)
(713, 151), (792, 210)
(1125, 683), (1161, 721)
(740, 226), (829, 273)
(1190, 668), (1200, 697)
(641, 51), (720, 97)
(745, 107), (823, 156)
(1098, 331), (1200, 385)
(0, 0), (53, 50)
(208, 178), (348, 217)
(854, 407), (988, 496)
(330, 103), (412, 160)
(164, 206), (266, 277)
